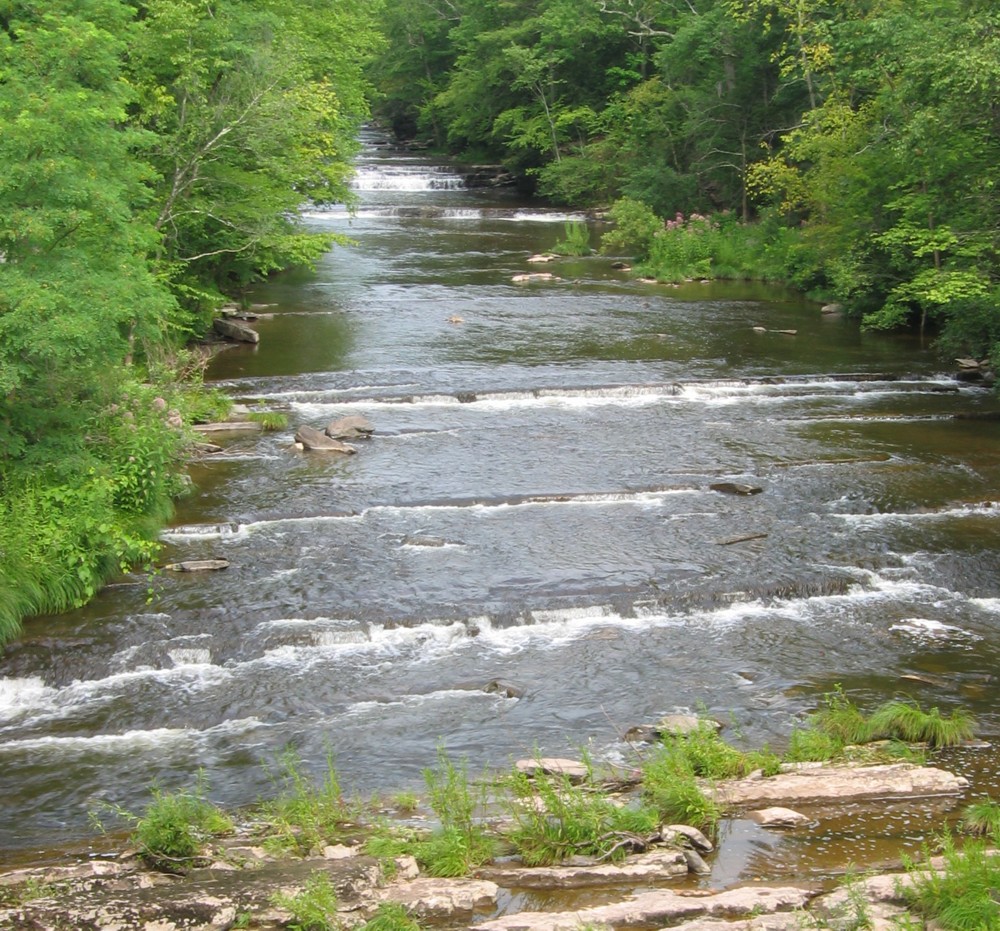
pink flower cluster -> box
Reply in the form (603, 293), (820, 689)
(664, 211), (714, 231)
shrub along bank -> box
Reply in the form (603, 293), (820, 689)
(0, 0), (383, 645)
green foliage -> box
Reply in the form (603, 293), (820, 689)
(257, 749), (352, 855)
(246, 411), (290, 431)
(600, 197), (663, 259)
(901, 835), (1000, 930)
(640, 761), (721, 835)
(551, 221), (593, 256)
(867, 701), (974, 749)
(94, 774), (232, 870)
(360, 903), (423, 931)
(808, 686), (873, 747)
(272, 871), (340, 931)
(785, 727), (844, 764)
(418, 747), (494, 875)
(959, 799), (1000, 838)
(502, 768), (659, 866)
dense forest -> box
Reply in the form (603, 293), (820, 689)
(1, 0), (997, 643)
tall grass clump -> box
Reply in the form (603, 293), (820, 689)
(93, 773), (232, 870)
(551, 220), (592, 256)
(639, 722), (778, 833)
(272, 871), (340, 931)
(374, 747), (495, 877)
(502, 766), (659, 866)
(359, 903), (423, 931)
(867, 700), (974, 748)
(901, 835), (1000, 929)
(959, 799), (1000, 837)
(257, 749), (352, 855)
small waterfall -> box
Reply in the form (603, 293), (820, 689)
(350, 165), (466, 192)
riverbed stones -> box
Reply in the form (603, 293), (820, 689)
(325, 414), (374, 439)
(512, 272), (559, 282)
(747, 806), (812, 828)
(656, 714), (722, 736)
(294, 424), (357, 453)
(715, 761), (969, 807)
(478, 849), (688, 889)
(514, 757), (590, 782)
(380, 877), (499, 918)
(471, 885), (812, 931)
(662, 824), (714, 852)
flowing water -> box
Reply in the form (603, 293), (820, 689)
(3, 132), (1000, 881)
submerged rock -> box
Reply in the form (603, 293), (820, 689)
(709, 481), (763, 496)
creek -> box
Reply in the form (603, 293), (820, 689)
(3, 131), (1000, 880)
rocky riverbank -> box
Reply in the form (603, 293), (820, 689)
(0, 756), (985, 931)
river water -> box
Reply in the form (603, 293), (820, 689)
(3, 134), (1000, 877)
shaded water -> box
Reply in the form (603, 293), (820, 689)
(3, 133), (1000, 881)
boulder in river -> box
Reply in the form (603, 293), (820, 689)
(710, 481), (763, 496)
(295, 424), (357, 453)
(482, 678), (524, 699)
(212, 317), (259, 344)
(325, 415), (375, 439)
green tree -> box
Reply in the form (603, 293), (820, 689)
(128, 0), (383, 324)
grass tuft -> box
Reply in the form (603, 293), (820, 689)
(272, 871), (340, 931)
(867, 701), (974, 748)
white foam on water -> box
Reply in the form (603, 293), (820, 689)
(161, 522), (246, 543)
(971, 597), (1000, 614)
(836, 502), (1000, 526)
(889, 618), (980, 641)
(167, 648), (214, 667)
(0, 717), (261, 757)
(0, 677), (54, 720)
(344, 688), (499, 717)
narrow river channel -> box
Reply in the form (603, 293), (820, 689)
(3, 132), (1000, 879)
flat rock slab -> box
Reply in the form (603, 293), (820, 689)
(715, 762), (969, 808)
(163, 559), (230, 572)
(471, 885), (810, 931)
(192, 421), (263, 433)
(514, 758), (590, 782)
(380, 877), (498, 918)
(478, 850), (687, 889)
